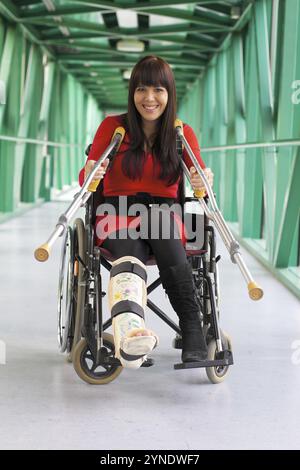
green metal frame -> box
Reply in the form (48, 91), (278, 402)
(0, 0), (299, 297)
(179, 0), (300, 298)
(0, 15), (101, 215)
(0, 0), (244, 107)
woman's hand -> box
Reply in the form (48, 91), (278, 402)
(190, 166), (214, 192)
(84, 158), (109, 182)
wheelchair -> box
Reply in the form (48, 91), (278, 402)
(57, 172), (234, 385)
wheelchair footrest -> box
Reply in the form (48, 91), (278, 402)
(95, 352), (154, 368)
(174, 350), (233, 370)
(141, 358), (155, 367)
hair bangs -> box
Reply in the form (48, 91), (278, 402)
(133, 58), (170, 90)
(124, 55), (180, 185)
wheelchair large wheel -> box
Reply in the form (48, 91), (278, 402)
(57, 226), (75, 353)
(206, 332), (232, 384)
(68, 218), (86, 360)
(73, 333), (123, 385)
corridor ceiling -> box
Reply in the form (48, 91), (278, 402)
(1, 0), (253, 109)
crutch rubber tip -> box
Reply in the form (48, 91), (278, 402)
(34, 244), (50, 262)
(248, 281), (264, 301)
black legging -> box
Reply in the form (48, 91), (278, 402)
(101, 208), (187, 271)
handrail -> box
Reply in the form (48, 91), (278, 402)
(0, 134), (82, 148)
(201, 138), (300, 153)
(1, 134), (299, 152)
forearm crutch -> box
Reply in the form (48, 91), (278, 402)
(175, 119), (263, 301)
(34, 127), (125, 262)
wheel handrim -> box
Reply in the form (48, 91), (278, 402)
(57, 227), (74, 352)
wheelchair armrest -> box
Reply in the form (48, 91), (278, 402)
(85, 143), (92, 156)
(184, 195), (210, 203)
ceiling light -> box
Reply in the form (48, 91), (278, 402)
(42, 1), (70, 36)
(59, 26), (70, 37)
(0, 80), (6, 104)
(42, 0), (55, 11)
(116, 39), (145, 52)
(123, 69), (132, 80)
(42, 53), (48, 66)
(231, 7), (241, 19)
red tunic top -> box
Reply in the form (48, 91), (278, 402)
(79, 114), (205, 246)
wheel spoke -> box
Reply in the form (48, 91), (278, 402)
(90, 362), (99, 372)
(83, 349), (109, 374)
(75, 334), (122, 383)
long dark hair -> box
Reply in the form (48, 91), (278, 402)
(121, 55), (181, 185)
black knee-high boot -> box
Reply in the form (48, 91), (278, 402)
(160, 262), (207, 362)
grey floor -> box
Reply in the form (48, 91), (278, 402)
(0, 190), (300, 450)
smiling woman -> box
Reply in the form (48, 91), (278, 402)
(78, 55), (213, 368)
(123, 56), (179, 181)
(134, 86), (168, 118)
(134, 84), (169, 152)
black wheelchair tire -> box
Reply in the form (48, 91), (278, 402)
(206, 331), (232, 384)
(73, 333), (123, 385)
(57, 226), (75, 353)
(68, 218), (86, 362)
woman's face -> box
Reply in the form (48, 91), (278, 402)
(134, 85), (168, 124)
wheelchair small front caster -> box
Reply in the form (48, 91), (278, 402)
(141, 358), (155, 367)
(206, 332), (233, 384)
(73, 333), (123, 384)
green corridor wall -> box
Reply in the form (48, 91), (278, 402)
(179, 0), (300, 298)
(0, 0), (299, 298)
(0, 16), (101, 216)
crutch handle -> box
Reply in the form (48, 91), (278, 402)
(194, 188), (206, 199)
(87, 126), (126, 193)
(34, 243), (50, 262)
(248, 281), (264, 301)
(87, 179), (101, 192)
